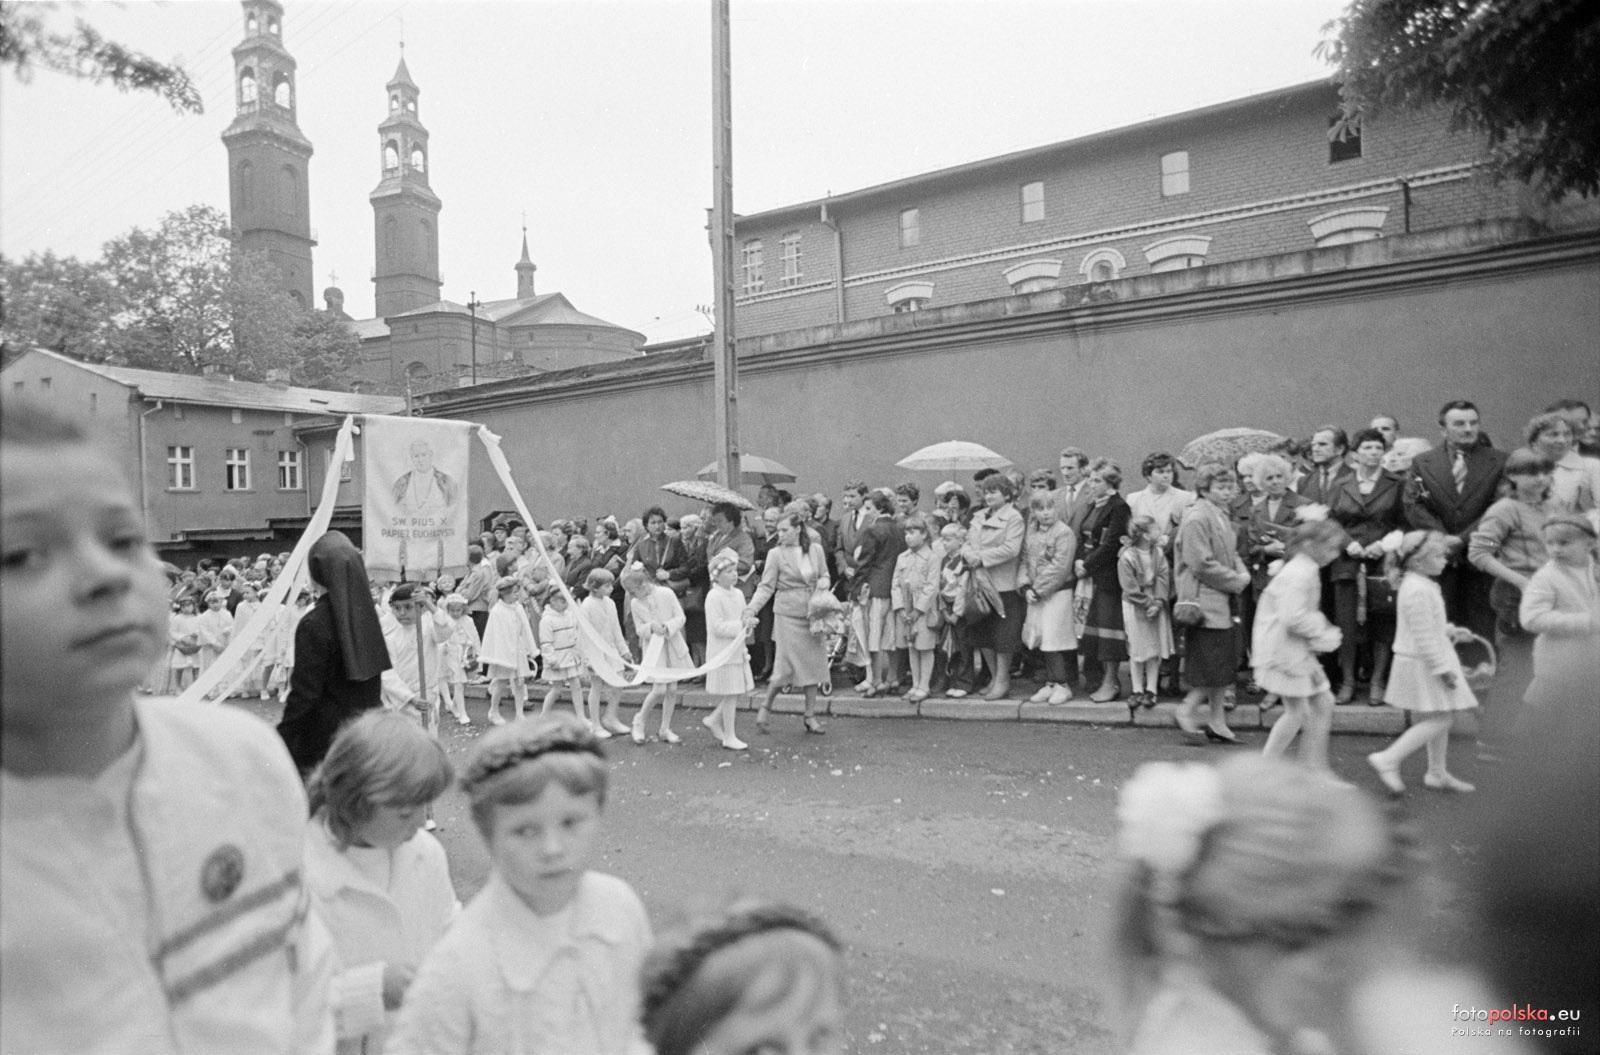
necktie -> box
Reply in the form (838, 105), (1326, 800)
(1452, 449), (1468, 491)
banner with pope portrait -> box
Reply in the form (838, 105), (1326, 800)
(362, 415), (473, 582)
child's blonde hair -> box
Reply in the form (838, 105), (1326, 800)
(1122, 514), (1159, 548)
(619, 565), (652, 592)
(1383, 529), (1446, 588)
(1287, 518), (1348, 557)
(461, 713), (608, 839)
(1111, 756), (1415, 995)
(306, 710), (454, 849)
(1028, 491), (1055, 516)
(641, 900), (844, 1055)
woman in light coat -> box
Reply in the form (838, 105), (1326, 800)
(745, 511), (832, 733)
(1019, 490), (1077, 704)
(960, 475), (1027, 700)
(1174, 464), (1252, 744)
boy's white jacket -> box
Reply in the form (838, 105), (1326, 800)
(1, 697), (336, 1055)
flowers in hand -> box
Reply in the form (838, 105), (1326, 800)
(1117, 762), (1225, 884)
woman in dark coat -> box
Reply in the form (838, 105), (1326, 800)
(1076, 458), (1133, 701)
(1329, 427), (1408, 703)
(276, 531), (390, 776)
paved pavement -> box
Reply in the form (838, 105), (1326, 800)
(202, 689), (1493, 1055)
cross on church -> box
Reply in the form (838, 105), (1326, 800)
(328, 270), (339, 286)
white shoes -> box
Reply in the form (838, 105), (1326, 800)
(1367, 752), (1404, 794)
(660, 729), (682, 745)
(487, 710), (507, 726)
(604, 716), (631, 735)
(592, 724), (613, 740)
(1423, 772), (1475, 793)
(630, 718), (646, 744)
(722, 736), (748, 750)
(1029, 684), (1055, 703)
(1047, 684), (1072, 705)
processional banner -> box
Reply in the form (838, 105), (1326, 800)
(362, 415), (473, 582)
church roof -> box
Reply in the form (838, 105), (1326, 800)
(8, 348), (404, 415)
(383, 291), (645, 338)
(388, 55), (417, 90)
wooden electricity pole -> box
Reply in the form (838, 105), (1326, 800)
(709, 0), (741, 490)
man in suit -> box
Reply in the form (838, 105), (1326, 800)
(835, 481), (870, 596)
(1054, 447), (1093, 532)
(1402, 400), (1509, 642)
(809, 493), (841, 581)
(1297, 426), (1360, 699)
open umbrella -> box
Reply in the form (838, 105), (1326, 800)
(661, 479), (756, 510)
(1178, 427), (1285, 470)
(896, 440), (1013, 472)
(695, 455), (797, 486)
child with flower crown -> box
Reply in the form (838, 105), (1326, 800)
(702, 548), (757, 750)
(439, 592), (479, 725)
(1366, 530), (1480, 795)
(640, 900), (845, 1055)
(621, 564), (691, 744)
(478, 576), (536, 726)
(386, 714), (652, 1055)
(1253, 517), (1347, 773)
(578, 568), (635, 738)
(536, 583), (590, 728)
(1111, 756), (1420, 1055)
(195, 589), (234, 679)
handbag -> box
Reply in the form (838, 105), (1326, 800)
(1172, 566), (1204, 627)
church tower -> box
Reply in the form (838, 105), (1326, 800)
(370, 52), (443, 317)
(515, 226), (537, 299)
(221, 0), (315, 309)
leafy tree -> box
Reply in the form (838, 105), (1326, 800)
(0, 2), (202, 113)
(0, 250), (125, 361)
(284, 308), (364, 390)
(1320, 0), (1600, 199)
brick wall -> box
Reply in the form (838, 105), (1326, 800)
(735, 84), (1525, 338)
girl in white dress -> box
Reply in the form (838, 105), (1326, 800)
(623, 566), (691, 744)
(440, 593), (480, 726)
(478, 576), (536, 725)
(702, 549), (756, 750)
(1117, 516), (1175, 708)
(166, 596), (201, 692)
(1366, 531), (1480, 794)
(578, 569), (634, 738)
(537, 587), (588, 726)
(195, 590), (234, 678)
(1253, 519), (1346, 773)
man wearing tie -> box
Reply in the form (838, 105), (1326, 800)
(1054, 447), (1092, 531)
(1297, 427), (1360, 699)
(1401, 400), (1508, 642)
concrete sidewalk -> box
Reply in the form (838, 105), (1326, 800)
(464, 677), (1433, 736)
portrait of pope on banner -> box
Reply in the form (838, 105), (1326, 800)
(362, 416), (472, 582)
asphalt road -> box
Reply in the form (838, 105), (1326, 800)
(221, 695), (1493, 1055)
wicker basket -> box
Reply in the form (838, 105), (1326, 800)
(1454, 632), (1497, 692)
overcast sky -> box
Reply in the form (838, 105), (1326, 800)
(2, 0), (1350, 343)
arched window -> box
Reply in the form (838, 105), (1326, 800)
(384, 140), (400, 172)
(288, 289), (305, 309)
(1078, 247), (1126, 282)
(239, 68), (257, 106)
(1308, 206), (1388, 247)
(389, 93), (400, 113)
(407, 361), (430, 381)
(886, 280), (933, 313)
(246, 14), (258, 35)
(383, 216), (399, 258)
(239, 161), (254, 211)
(1002, 259), (1062, 295)
(405, 99), (416, 113)
(273, 73), (292, 109)
(410, 146), (426, 172)
(280, 165), (298, 218)
(267, 16), (279, 35)
(421, 220), (437, 272)
(1144, 234), (1211, 273)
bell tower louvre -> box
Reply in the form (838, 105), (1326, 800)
(370, 51), (443, 318)
(221, 0), (316, 310)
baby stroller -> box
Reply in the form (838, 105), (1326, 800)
(808, 590), (861, 697)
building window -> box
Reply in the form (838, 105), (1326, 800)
(886, 280), (934, 313)
(11, 381), (21, 392)
(273, 73), (292, 109)
(325, 447), (353, 483)
(89, 393), (97, 413)
(898, 208), (921, 248)
(277, 450), (303, 490)
(1160, 151), (1190, 197)
(1079, 247), (1127, 282)
(239, 68), (257, 106)
(1002, 259), (1062, 294)
(780, 232), (802, 286)
(410, 146), (426, 172)
(741, 239), (764, 295)
(384, 140), (400, 172)
(167, 446), (195, 490)
(230, 408), (243, 424)
(1144, 234), (1212, 273)
(173, 404), (184, 420)
(1328, 117), (1362, 163)
(225, 448), (251, 491)
(389, 93), (400, 113)
(1020, 181), (1044, 223)
(1308, 206), (1388, 247)
(39, 377), (51, 390)
(281, 165), (298, 218)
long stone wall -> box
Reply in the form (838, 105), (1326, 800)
(428, 223), (1600, 528)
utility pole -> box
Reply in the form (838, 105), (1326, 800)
(709, 0), (741, 490)
(468, 291), (480, 385)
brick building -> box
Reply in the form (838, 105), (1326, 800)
(729, 80), (1529, 337)
(2, 348), (403, 560)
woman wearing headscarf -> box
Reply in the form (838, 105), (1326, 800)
(276, 531), (391, 776)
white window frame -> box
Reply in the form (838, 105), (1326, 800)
(1144, 235), (1212, 273)
(1079, 247), (1127, 282)
(326, 447), (353, 484)
(1002, 258), (1062, 294)
(167, 446), (195, 490)
(1308, 206), (1388, 247)
(741, 239), (764, 295)
(277, 449), (303, 491)
(899, 208), (921, 248)
(886, 280), (934, 313)
(1020, 181), (1045, 223)
(225, 448), (251, 491)
(1160, 151), (1190, 197)
(780, 231), (803, 286)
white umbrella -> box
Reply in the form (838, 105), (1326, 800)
(695, 454), (798, 485)
(896, 440), (1013, 472)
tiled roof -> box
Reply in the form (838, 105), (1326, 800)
(372, 291), (645, 339)
(11, 348), (405, 415)
(348, 317), (391, 340)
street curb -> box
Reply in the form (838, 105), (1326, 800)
(462, 682), (1400, 737)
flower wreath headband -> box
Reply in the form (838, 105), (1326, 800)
(461, 722), (605, 790)
(640, 904), (843, 1029)
(1379, 529), (1434, 565)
